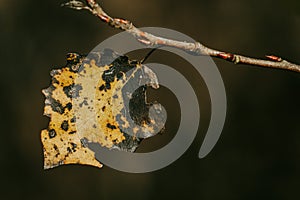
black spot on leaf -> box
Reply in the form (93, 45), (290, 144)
(48, 129), (57, 139)
(61, 120), (69, 131)
(106, 123), (117, 130)
(63, 84), (83, 98)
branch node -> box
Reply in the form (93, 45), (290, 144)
(193, 42), (203, 54)
(218, 53), (235, 61)
(62, 0), (92, 12)
(138, 39), (152, 45)
(233, 55), (240, 64)
(266, 55), (283, 62)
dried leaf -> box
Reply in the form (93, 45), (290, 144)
(41, 49), (164, 169)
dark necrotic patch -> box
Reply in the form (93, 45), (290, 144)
(49, 98), (65, 114)
(116, 72), (123, 80)
(106, 123), (117, 130)
(102, 106), (106, 112)
(99, 84), (105, 91)
(70, 142), (77, 152)
(99, 50), (137, 92)
(69, 131), (76, 135)
(61, 120), (69, 131)
(129, 86), (149, 125)
(63, 84), (83, 98)
(105, 82), (111, 90)
(44, 85), (69, 114)
(114, 131), (140, 152)
(66, 53), (85, 73)
(102, 71), (115, 84)
(48, 129), (57, 139)
(70, 116), (76, 123)
(66, 53), (82, 65)
(67, 147), (72, 153)
(66, 102), (72, 111)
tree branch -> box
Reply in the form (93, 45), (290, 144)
(62, 0), (300, 73)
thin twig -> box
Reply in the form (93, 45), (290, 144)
(62, 0), (300, 73)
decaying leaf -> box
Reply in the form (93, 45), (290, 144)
(41, 49), (164, 169)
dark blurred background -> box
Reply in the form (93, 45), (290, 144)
(1, 0), (299, 199)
